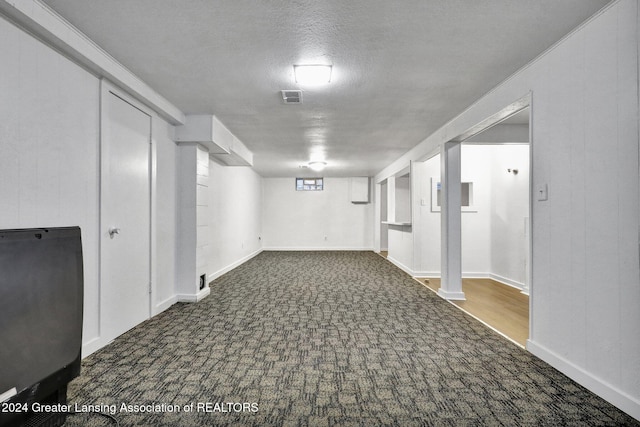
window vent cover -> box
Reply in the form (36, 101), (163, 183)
(281, 90), (303, 104)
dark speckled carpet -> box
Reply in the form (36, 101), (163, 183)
(65, 251), (638, 426)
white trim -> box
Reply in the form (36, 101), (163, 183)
(81, 336), (103, 358)
(154, 295), (178, 316)
(437, 288), (466, 300)
(489, 273), (525, 291)
(413, 272), (441, 278)
(527, 340), (640, 421)
(412, 272), (527, 290)
(207, 248), (264, 282)
(461, 272), (491, 279)
(0, 0), (184, 125)
(386, 255), (415, 276)
(177, 287), (210, 303)
(459, 272), (526, 291)
(149, 111), (157, 324)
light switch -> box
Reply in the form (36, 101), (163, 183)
(537, 184), (548, 201)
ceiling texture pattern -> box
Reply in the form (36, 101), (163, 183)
(43, 0), (610, 177)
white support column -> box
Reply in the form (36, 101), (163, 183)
(175, 143), (210, 302)
(439, 142), (465, 300)
(387, 175), (396, 223)
(374, 182), (381, 252)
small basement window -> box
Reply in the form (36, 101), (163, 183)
(296, 177), (323, 191)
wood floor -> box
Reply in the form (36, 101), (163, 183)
(415, 277), (529, 347)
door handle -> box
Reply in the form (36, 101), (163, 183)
(108, 227), (121, 238)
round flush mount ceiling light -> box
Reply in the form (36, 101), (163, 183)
(308, 161), (327, 172)
(294, 65), (332, 85)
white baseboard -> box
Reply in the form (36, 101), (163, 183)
(437, 288), (466, 300)
(462, 272), (490, 279)
(527, 340), (640, 421)
(386, 256), (414, 276)
(453, 272), (526, 291)
(411, 271), (525, 290)
(489, 273), (525, 290)
(82, 290), (206, 360)
(81, 336), (104, 359)
(82, 294), (181, 359)
(154, 294), (178, 315)
(177, 286), (210, 303)
(208, 248), (264, 282)
(413, 271), (441, 278)
(263, 247), (374, 251)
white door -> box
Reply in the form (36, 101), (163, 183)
(100, 87), (151, 343)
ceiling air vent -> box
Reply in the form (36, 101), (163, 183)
(281, 90), (302, 104)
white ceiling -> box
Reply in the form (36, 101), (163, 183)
(42, 0), (609, 177)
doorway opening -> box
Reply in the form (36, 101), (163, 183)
(416, 99), (532, 348)
(458, 107), (530, 346)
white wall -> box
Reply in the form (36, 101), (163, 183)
(0, 16), (101, 347)
(526, 6), (639, 416)
(414, 156), (441, 275)
(387, 226), (414, 271)
(262, 177), (373, 250)
(409, 148), (498, 278)
(385, 172), (415, 272)
(375, 0), (640, 418)
(153, 119), (179, 312)
(415, 147), (494, 277)
(208, 161), (263, 280)
(460, 145), (492, 276)
(395, 175), (411, 223)
(489, 144), (529, 287)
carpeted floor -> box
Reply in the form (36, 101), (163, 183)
(66, 251), (638, 426)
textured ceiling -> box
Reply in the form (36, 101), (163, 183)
(42, 0), (609, 177)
